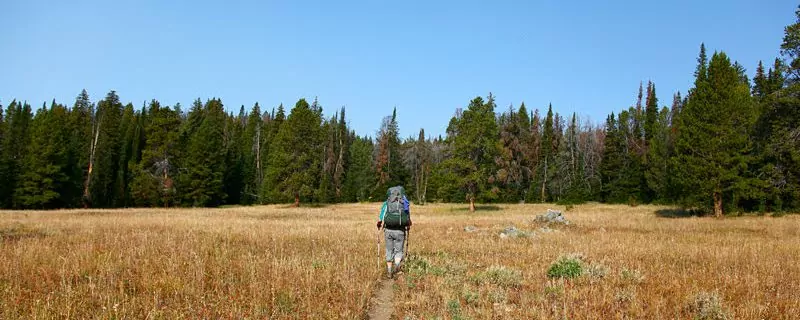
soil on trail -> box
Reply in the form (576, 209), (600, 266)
(367, 279), (395, 320)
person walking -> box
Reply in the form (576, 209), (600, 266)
(376, 186), (411, 279)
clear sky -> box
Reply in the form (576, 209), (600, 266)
(1, 0), (796, 138)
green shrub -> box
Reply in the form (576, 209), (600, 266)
(547, 256), (583, 279)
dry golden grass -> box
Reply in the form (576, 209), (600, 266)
(1, 203), (798, 319)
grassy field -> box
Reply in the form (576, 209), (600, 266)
(1, 203), (798, 319)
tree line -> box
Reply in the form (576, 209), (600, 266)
(2, 10), (799, 215)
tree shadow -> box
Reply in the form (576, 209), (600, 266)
(450, 205), (503, 212)
(277, 203), (331, 209)
(655, 208), (704, 218)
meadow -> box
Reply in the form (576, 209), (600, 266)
(1, 203), (798, 319)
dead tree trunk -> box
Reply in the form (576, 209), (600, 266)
(713, 191), (723, 218)
(82, 118), (101, 208)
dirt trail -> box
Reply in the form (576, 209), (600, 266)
(367, 279), (395, 320)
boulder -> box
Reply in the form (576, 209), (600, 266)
(535, 209), (570, 225)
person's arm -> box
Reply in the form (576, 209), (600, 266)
(377, 202), (387, 229)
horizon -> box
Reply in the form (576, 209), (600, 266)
(2, 0), (796, 138)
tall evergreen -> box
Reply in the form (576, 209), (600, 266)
(14, 101), (71, 208)
(180, 98), (227, 207)
(0, 101), (33, 208)
(115, 103), (137, 206)
(222, 108), (244, 205)
(88, 91), (123, 207)
(599, 113), (625, 202)
(343, 135), (375, 202)
(240, 102), (264, 204)
(264, 99), (323, 206)
(673, 49), (757, 216)
(129, 100), (181, 207)
(446, 94), (499, 211)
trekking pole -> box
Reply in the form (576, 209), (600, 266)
(405, 228), (410, 258)
(376, 228), (381, 269)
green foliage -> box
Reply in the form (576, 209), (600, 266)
(342, 136), (375, 202)
(472, 265), (523, 288)
(263, 99), (323, 204)
(13, 102), (70, 208)
(179, 98), (227, 207)
(88, 91), (123, 208)
(0, 100), (33, 208)
(672, 50), (758, 215)
(440, 94), (500, 207)
(547, 255), (583, 279)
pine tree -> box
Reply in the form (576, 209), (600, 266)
(535, 104), (556, 202)
(410, 128), (430, 204)
(343, 135), (375, 202)
(222, 108), (244, 205)
(673, 50), (757, 216)
(264, 99), (323, 206)
(644, 82), (659, 144)
(645, 107), (672, 203)
(495, 105), (532, 202)
(13, 101), (71, 208)
(129, 100), (181, 207)
(88, 91), (123, 207)
(180, 98), (227, 207)
(753, 61), (768, 98)
(447, 94), (500, 211)
(114, 103), (137, 206)
(63, 90), (94, 208)
(600, 113), (625, 202)
(0, 101), (33, 208)
(240, 102), (264, 204)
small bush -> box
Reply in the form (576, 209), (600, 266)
(473, 266), (523, 288)
(447, 300), (462, 320)
(461, 289), (480, 305)
(586, 263), (609, 280)
(687, 292), (730, 320)
(547, 255), (584, 279)
(488, 289), (507, 303)
(544, 282), (563, 299)
(620, 267), (645, 284)
(614, 287), (636, 304)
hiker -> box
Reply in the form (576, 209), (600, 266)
(376, 186), (412, 278)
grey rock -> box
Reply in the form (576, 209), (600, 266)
(535, 209), (570, 225)
(464, 226), (478, 232)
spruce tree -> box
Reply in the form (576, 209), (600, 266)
(240, 103), (264, 204)
(88, 91), (123, 207)
(447, 94), (499, 211)
(129, 100), (181, 207)
(14, 102), (71, 208)
(673, 50), (757, 216)
(343, 135), (375, 202)
(263, 99), (323, 206)
(599, 113), (626, 202)
(180, 98), (227, 207)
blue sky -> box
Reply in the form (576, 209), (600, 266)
(1, 0), (796, 138)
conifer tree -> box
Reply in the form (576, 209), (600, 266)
(446, 94), (499, 211)
(343, 135), (375, 202)
(88, 91), (123, 207)
(180, 98), (227, 207)
(0, 101), (33, 208)
(673, 49), (757, 216)
(14, 101), (71, 208)
(264, 99), (323, 206)
(130, 100), (181, 207)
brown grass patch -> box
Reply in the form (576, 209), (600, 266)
(1, 203), (798, 319)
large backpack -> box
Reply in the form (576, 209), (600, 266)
(382, 186), (410, 229)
